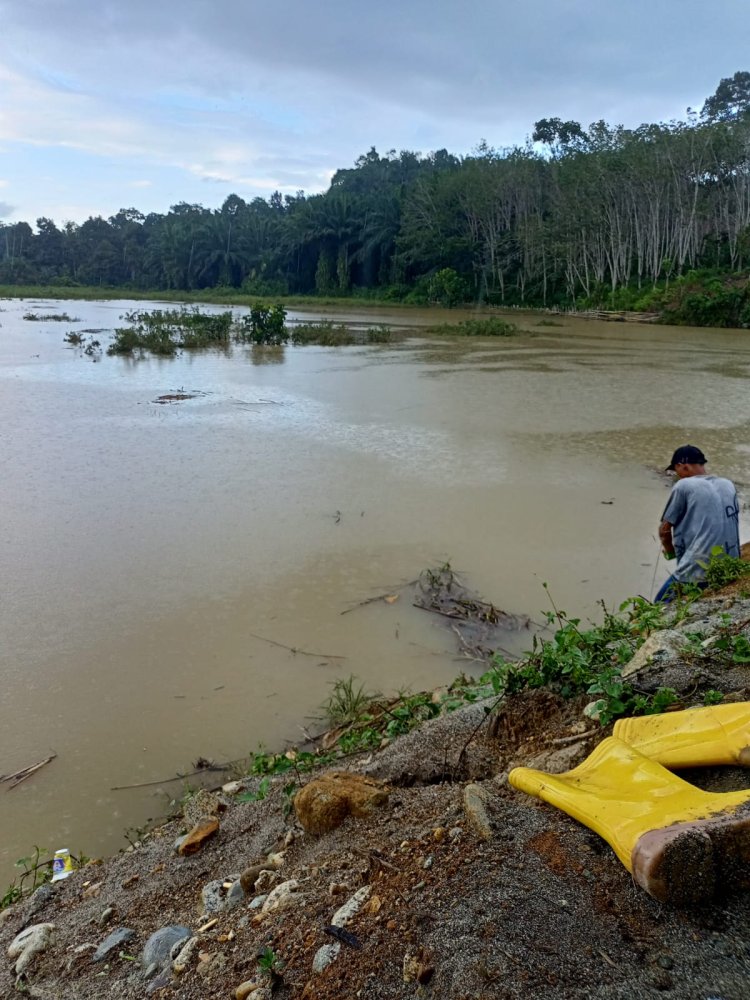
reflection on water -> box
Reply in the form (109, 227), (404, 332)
(1, 297), (749, 880)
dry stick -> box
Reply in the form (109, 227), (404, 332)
(247, 631), (346, 660)
(1, 754), (57, 789)
(111, 764), (231, 791)
(550, 732), (591, 746)
(341, 579), (419, 615)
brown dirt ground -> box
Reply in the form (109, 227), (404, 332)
(3, 690), (750, 999)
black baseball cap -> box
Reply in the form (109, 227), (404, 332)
(666, 445), (707, 471)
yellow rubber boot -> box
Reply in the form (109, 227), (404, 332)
(509, 736), (750, 904)
(613, 702), (750, 769)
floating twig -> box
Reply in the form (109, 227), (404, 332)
(247, 631), (346, 660)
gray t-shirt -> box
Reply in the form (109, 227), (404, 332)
(662, 475), (740, 582)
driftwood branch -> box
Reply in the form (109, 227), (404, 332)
(1, 754), (57, 789)
(111, 763), (231, 791)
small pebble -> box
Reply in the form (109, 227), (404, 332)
(422, 856), (433, 870)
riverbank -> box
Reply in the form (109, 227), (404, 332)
(3, 560), (750, 999)
(0, 285), (663, 326)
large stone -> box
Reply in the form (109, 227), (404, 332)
(7, 923), (55, 975)
(141, 926), (191, 972)
(178, 817), (219, 855)
(183, 789), (223, 827)
(201, 880), (226, 914)
(261, 879), (300, 914)
(92, 927), (136, 962)
(294, 771), (388, 835)
(620, 630), (686, 679)
(463, 783), (493, 839)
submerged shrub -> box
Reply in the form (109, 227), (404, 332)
(429, 317), (519, 337)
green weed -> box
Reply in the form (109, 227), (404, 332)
(479, 591), (683, 725)
(702, 546), (750, 590)
(322, 676), (380, 726)
(428, 317), (519, 337)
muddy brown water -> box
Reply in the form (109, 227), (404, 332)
(1, 297), (749, 885)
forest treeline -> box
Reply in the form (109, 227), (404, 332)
(3, 72), (750, 324)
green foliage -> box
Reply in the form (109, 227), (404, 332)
(322, 676), (379, 725)
(257, 947), (282, 973)
(365, 325), (394, 343)
(480, 593), (687, 725)
(238, 303), (287, 345)
(23, 311), (77, 322)
(107, 307), (233, 355)
(704, 689), (725, 706)
(428, 268), (469, 307)
(702, 545), (750, 590)
(657, 270), (750, 328)
(1, 845), (89, 910)
(290, 320), (355, 346)
(429, 317), (519, 337)
(237, 776), (271, 802)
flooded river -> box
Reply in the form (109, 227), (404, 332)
(1, 297), (749, 883)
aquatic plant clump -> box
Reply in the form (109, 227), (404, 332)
(104, 306), (396, 355)
(429, 317), (519, 337)
(24, 311), (79, 322)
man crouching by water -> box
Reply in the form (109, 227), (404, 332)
(655, 445), (740, 603)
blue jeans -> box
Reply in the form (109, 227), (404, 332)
(654, 575), (708, 604)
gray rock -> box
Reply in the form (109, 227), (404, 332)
(99, 906), (115, 926)
(313, 942), (340, 972)
(27, 883), (55, 917)
(261, 879), (300, 914)
(201, 879), (226, 914)
(621, 629), (686, 679)
(463, 783), (493, 839)
(92, 926), (136, 962)
(141, 925), (192, 971)
(172, 935), (199, 974)
(249, 894), (268, 910)
(226, 879), (245, 909)
(7, 923), (56, 975)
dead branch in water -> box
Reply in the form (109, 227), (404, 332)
(111, 762), (232, 791)
(340, 579), (419, 615)
(247, 631), (346, 660)
(1, 753), (57, 789)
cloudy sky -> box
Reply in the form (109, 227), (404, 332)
(0, 0), (748, 226)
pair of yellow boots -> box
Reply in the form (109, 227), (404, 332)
(509, 702), (750, 905)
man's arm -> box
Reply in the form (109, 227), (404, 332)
(659, 520), (676, 558)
